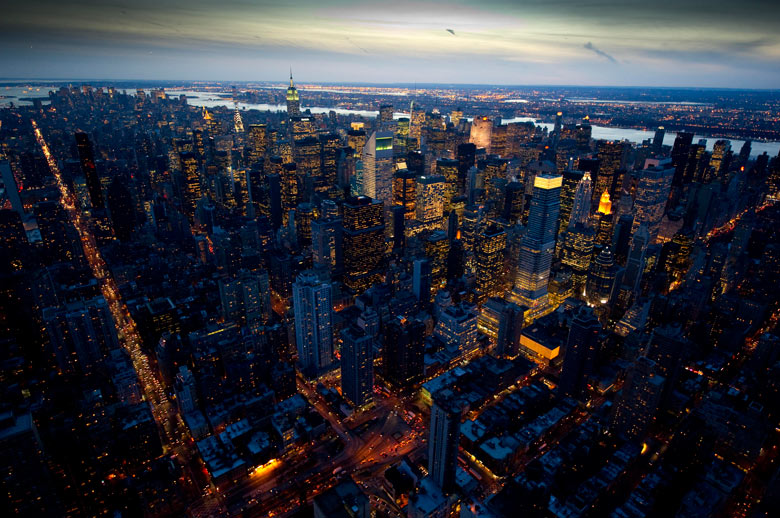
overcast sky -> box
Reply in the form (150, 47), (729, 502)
(2, 0), (779, 88)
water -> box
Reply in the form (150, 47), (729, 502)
(0, 85), (54, 107)
(502, 117), (779, 158)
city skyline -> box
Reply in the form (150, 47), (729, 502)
(2, 1), (780, 88)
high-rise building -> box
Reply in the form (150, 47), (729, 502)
(382, 317), (425, 390)
(560, 222), (595, 295)
(362, 131), (394, 208)
(457, 143), (477, 195)
(559, 306), (601, 398)
(558, 169), (584, 231)
(512, 173), (562, 313)
(595, 140), (625, 206)
(632, 163), (675, 242)
(416, 175), (447, 225)
(413, 258), (433, 303)
(180, 151), (201, 221)
(247, 124), (268, 166)
(670, 131), (694, 187)
(340, 326), (374, 408)
(311, 217), (343, 274)
(342, 196), (385, 293)
(393, 169), (417, 220)
(621, 224), (650, 295)
(286, 71), (301, 117)
(586, 247), (618, 306)
(709, 139), (731, 180)
(219, 270), (271, 325)
(568, 171), (592, 230)
(379, 104), (394, 124)
(475, 225), (507, 304)
(652, 126), (666, 153)
(478, 297), (525, 357)
(319, 132), (340, 185)
(469, 116), (493, 152)
(437, 157), (459, 210)
(434, 303), (479, 354)
(347, 129), (367, 159)
(174, 366), (199, 414)
(610, 356), (665, 440)
(425, 231), (449, 293)
(293, 271), (334, 376)
(75, 132), (104, 209)
(428, 389), (463, 493)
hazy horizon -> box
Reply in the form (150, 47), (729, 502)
(2, 1), (780, 89)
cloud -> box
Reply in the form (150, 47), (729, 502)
(584, 41), (617, 63)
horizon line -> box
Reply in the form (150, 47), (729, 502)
(1, 77), (779, 92)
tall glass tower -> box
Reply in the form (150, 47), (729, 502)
(511, 173), (562, 314)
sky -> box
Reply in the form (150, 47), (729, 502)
(1, 0), (780, 88)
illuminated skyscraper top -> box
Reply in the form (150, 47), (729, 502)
(511, 173), (562, 313)
(286, 70), (301, 117)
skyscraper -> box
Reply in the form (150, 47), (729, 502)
(342, 196), (385, 293)
(311, 216), (343, 274)
(293, 271), (334, 376)
(75, 132), (104, 209)
(379, 104), (394, 124)
(361, 131), (394, 208)
(670, 131), (694, 188)
(558, 169), (584, 231)
(475, 225), (507, 304)
(560, 222), (595, 295)
(180, 151), (201, 221)
(568, 171), (592, 230)
(559, 306), (601, 398)
(393, 169), (417, 220)
(340, 326), (374, 408)
(428, 389), (463, 493)
(632, 163), (675, 242)
(595, 140), (625, 206)
(586, 247), (618, 306)
(512, 173), (562, 314)
(286, 71), (301, 117)
(416, 175), (447, 226)
(434, 303), (479, 354)
(382, 317), (425, 390)
(469, 115), (493, 152)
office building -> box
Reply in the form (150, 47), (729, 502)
(568, 171), (592, 230)
(434, 303), (479, 353)
(632, 163), (675, 242)
(362, 131), (394, 208)
(343, 196), (385, 293)
(393, 168), (417, 220)
(382, 317), (425, 390)
(428, 389), (463, 493)
(511, 173), (562, 313)
(293, 271), (334, 376)
(475, 225), (507, 304)
(559, 306), (601, 398)
(340, 326), (374, 408)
